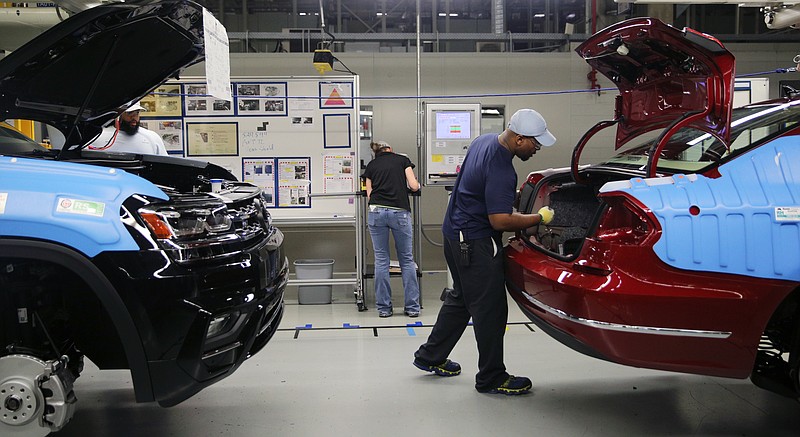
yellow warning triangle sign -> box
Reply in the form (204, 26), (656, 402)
(324, 88), (347, 106)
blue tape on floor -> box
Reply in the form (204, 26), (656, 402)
(406, 321), (422, 336)
(296, 323), (312, 330)
(343, 323), (360, 328)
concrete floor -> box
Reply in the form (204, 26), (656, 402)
(57, 272), (800, 437)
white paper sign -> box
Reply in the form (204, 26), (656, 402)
(203, 8), (232, 102)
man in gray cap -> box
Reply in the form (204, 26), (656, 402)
(413, 108), (555, 395)
(88, 102), (168, 155)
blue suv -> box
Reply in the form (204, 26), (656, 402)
(0, 2), (287, 435)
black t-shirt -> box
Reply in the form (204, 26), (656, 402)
(362, 151), (415, 211)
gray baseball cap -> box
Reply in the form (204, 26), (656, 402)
(508, 109), (556, 147)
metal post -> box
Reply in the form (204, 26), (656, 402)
(353, 74), (366, 311)
(415, 0), (424, 305)
(337, 0), (342, 32)
(242, 0), (248, 47)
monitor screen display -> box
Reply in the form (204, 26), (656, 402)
(435, 111), (472, 140)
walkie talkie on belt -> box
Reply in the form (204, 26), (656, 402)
(459, 231), (471, 266)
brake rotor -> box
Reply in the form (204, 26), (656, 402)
(0, 355), (49, 437)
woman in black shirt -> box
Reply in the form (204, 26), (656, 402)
(362, 141), (421, 317)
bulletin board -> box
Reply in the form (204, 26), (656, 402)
(139, 76), (360, 220)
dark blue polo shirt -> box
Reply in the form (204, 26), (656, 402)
(442, 133), (517, 240)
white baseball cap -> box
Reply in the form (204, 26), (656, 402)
(508, 109), (556, 147)
(125, 102), (145, 112)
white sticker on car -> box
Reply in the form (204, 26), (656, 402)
(56, 197), (105, 217)
(775, 207), (800, 221)
(0, 193), (7, 214)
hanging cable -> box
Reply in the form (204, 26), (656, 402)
(86, 123), (118, 151)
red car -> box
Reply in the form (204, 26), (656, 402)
(505, 17), (800, 399)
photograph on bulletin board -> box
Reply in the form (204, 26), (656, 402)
(235, 82), (288, 116)
(323, 113), (351, 148)
(139, 119), (184, 153)
(242, 157), (277, 207)
(184, 83), (235, 117)
(277, 157), (311, 208)
(323, 153), (355, 194)
(319, 81), (354, 109)
(186, 122), (239, 156)
(139, 84), (182, 117)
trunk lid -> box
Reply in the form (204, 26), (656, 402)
(573, 17), (735, 177)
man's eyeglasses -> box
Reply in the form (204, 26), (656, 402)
(518, 135), (540, 147)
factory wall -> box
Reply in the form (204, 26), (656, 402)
(183, 43), (798, 274)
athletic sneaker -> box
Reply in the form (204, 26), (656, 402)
(477, 375), (532, 395)
(413, 358), (461, 376)
(404, 311), (420, 318)
(378, 310), (393, 318)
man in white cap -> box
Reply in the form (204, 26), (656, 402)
(413, 108), (556, 395)
(88, 102), (167, 155)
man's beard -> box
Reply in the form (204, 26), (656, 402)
(119, 118), (139, 135)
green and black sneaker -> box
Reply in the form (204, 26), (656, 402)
(413, 358), (461, 377)
(477, 375), (532, 395)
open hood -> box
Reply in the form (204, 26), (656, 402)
(575, 17), (735, 151)
(0, 0), (205, 157)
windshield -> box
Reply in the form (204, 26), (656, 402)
(601, 99), (800, 173)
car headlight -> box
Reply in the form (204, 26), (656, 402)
(139, 203), (232, 239)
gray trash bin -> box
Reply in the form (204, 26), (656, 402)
(293, 259), (334, 304)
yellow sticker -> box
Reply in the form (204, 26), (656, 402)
(431, 155), (443, 163)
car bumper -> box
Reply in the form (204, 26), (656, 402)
(504, 237), (793, 379)
(96, 240), (288, 406)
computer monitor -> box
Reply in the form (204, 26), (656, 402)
(435, 111), (472, 140)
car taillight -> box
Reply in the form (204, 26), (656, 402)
(525, 173), (545, 186)
(594, 194), (658, 245)
(516, 173), (545, 210)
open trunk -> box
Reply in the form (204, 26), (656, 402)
(517, 173), (615, 258)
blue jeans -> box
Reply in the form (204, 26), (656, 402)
(368, 207), (420, 313)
